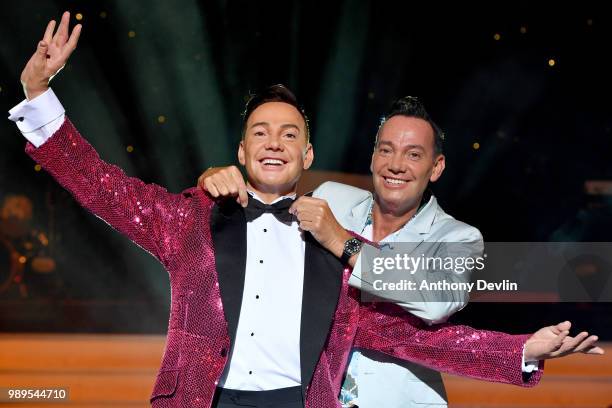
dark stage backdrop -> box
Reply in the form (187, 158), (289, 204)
(0, 1), (610, 336)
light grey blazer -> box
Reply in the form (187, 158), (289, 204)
(313, 181), (484, 408)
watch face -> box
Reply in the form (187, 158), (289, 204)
(345, 238), (363, 255)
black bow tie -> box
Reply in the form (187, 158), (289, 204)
(244, 196), (295, 224)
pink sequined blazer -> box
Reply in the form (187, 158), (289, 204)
(26, 119), (543, 407)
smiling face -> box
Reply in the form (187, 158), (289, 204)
(238, 101), (313, 202)
(371, 115), (445, 215)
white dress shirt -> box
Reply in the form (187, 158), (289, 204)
(219, 191), (305, 390)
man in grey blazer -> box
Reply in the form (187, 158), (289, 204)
(311, 96), (481, 407)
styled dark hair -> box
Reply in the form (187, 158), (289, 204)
(242, 84), (310, 142)
(377, 96), (445, 155)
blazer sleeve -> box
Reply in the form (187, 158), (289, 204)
(402, 228), (484, 323)
(354, 302), (544, 387)
(351, 226), (483, 325)
(25, 117), (198, 265)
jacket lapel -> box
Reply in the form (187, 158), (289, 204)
(347, 194), (373, 233)
(210, 200), (247, 345)
(401, 194), (438, 236)
(299, 232), (344, 395)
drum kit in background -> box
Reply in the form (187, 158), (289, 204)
(0, 194), (59, 298)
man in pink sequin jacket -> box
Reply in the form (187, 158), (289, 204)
(10, 12), (603, 408)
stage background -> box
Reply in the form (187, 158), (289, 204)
(0, 1), (611, 341)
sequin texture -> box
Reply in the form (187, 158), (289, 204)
(26, 118), (543, 408)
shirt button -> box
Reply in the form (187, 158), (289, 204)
(249, 370), (253, 375)
(220, 348), (227, 357)
(259, 260), (263, 264)
(256, 295), (259, 299)
(263, 228), (267, 232)
(18, 117), (24, 122)
(251, 332), (254, 336)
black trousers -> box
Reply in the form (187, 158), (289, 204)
(212, 386), (304, 408)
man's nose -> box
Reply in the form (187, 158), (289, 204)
(388, 153), (407, 173)
(265, 134), (283, 150)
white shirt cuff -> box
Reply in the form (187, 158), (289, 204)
(522, 345), (539, 373)
(8, 88), (65, 147)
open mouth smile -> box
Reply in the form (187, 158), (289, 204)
(383, 176), (410, 186)
(259, 158), (288, 169)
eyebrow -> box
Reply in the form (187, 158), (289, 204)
(250, 122), (300, 133)
(377, 141), (425, 151)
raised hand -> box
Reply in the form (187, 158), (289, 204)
(524, 321), (604, 361)
(198, 165), (248, 207)
(20, 11), (82, 100)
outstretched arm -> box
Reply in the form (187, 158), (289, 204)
(23, 117), (188, 264)
(354, 303), (603, 387)
(10, 12), (194, 265)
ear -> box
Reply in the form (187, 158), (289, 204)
(302, 143), (314, 170)
(238, 140), (246, 166)
(429, 154), (446, 182)
(370, 149), (376, 174)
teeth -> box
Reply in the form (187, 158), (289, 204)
(262, 159), (284, 165)
(385, 177), (407, 185)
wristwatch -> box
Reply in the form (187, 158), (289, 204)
(340, 237), (363, 265)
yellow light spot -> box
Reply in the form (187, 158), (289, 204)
(34, 164), (42, 172)
(128, 30), (136, 38)
(587, 19), (593, 26)
(126, 145), (134, 153)
(520, 26), (527, 34)
(157, 115), (166, 124)
(100, 11), (107, 19)
(38, 233), (49, 246)
(75, 13), (83, 21)
(18, 256), (27, 264)
(472, 142), (480, 150)
(0, 86), (3, 92)
(548, 59), (556, 67)
(493, 33), (501, 41)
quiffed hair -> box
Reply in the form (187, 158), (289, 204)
(377, 96), (444, 155)
(242, 84), (310, 142)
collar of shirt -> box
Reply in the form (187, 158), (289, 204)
(247, 190), (297, 205)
